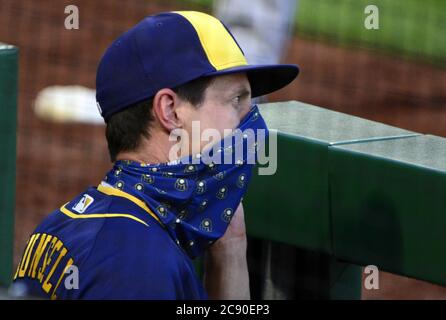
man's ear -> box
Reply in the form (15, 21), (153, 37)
(152, 88), (182, 132)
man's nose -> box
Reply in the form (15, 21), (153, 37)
(239, 103), (253, 122)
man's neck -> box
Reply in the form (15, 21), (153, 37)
(116, 131), (173, 165)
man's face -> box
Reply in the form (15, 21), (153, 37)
(177, 73), (252, 155)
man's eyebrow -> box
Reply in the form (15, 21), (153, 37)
(231, 86), (251, 97)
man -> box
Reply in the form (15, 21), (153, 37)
(13, 11), (298, 299)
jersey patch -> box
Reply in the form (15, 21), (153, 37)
(72, 194), (94, 213)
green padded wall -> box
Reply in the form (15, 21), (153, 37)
(244, 100), (446, 292)
(243, 101), (421, 299)
(0, 43), (18, 286)
(244, 101), (418, 254)
(329, 134), (446, 286)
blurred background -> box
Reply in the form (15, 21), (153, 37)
(0, 0), (445, 299)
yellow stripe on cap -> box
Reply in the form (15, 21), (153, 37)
(175, 11), (248, 71)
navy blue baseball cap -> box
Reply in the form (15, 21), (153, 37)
(96, 11), (299, 121)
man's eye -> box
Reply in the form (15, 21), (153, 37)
(233, 96), (241, 105)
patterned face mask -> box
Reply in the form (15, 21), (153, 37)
(103, 104), (268, 258)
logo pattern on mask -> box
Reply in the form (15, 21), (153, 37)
(184, 164), (197, 173)
(216, 186), (228, 200)
(237, 174), (246, 188)
(174, 178), (188, 192)
(115, 181), (124, 190)
(221, 208), (233, 223)
(141, 174), (154, 184)
(114, 167), (122, 177)
(198, 199), (209, 211)
(200, 218), (212, 232)
(196, 180), (206, 195)
(103, 105), (268, 258)
(156, 205), (168, 218)
(134, 183), (144, 192)
(177, 208), (188, 220)
(213, 171), (225, 181)
(162, 172), (174, 178)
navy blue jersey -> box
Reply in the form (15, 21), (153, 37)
(13, 183), (207, 300)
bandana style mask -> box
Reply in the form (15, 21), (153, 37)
(103, 104), (268, 258)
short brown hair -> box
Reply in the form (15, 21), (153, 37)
(105, 76), (214, 162)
